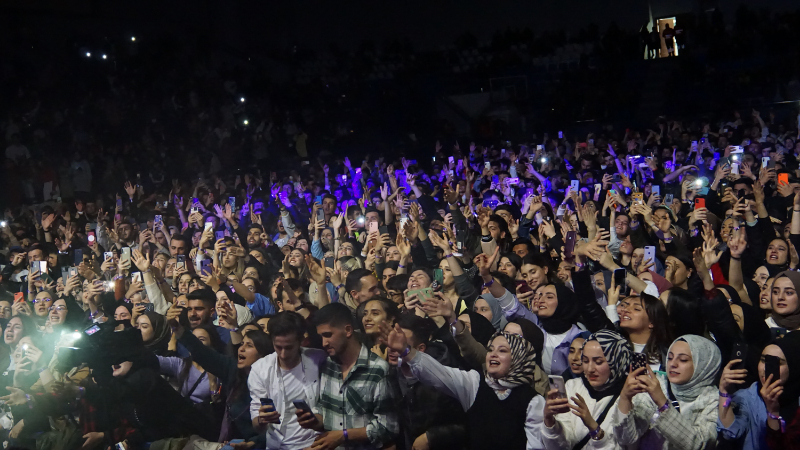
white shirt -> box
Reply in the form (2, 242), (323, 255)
(405, 350), (545, 449)
(248, 348), (327, 450)
(543, 331), (567, 375)
(277, 363), (308, 449)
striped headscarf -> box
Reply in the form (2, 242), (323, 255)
(582, 329), (632, 392)
(484, 331), (539, 399)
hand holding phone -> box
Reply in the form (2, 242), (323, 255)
(259, 398), (280, 424)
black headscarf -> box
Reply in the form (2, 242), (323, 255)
(539, 284), (580, 335)
(773, 332), (800, 421)
(508, 318), (545, 366)
(142, 311), (172, 356)
(466, 310), (496, 347)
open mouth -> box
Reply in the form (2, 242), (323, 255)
(769, 254), (779, 261)
(669, 371), (679, 376)
(570, 362), (582, 370)
(620, 315), (632, 322)
(488, 360), (500, 367)
(587, 374), (598, 380)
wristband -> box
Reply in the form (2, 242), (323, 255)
(767, 412), (786, 433)
(657, 401), (670, 413)
(334, 284), (344, 291)
(482, 278), (494, 288)
(589, 427), (603, 439)
(399, 346), (411, 358)
(719, 391), (731, 408)
(397, 264), (405, 269)
(343, 429), (349, 442)
(444, 253), (454, 258)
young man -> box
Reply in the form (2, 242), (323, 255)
(249, 311), (327, 449)
(345, 269), (382, 305)
(297, 303), (398, 449)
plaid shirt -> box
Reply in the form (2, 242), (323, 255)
(317, 344), (398, 449)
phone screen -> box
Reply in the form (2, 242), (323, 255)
(614, 268), (628, 296)
(564, 231), (576, 261)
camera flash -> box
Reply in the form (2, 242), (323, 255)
(240, 97), (245, 103)
(102, 54), (107, 60)
(85, 52), (91, 57)
(131, 36), (136, 41)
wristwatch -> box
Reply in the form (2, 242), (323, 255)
(589, 427), (605, 440)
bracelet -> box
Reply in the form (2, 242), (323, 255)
(657, 400), (670, 413)
(767, 412), (786, 433)
(589, 426), (602, 439)
(399, 346), (411, 358)
(335, 284), (344, 291)
(719, 391), (732, 408)
(397, 264), (405, 269)
(343, 429), (349, 442)
(444, 253), (454, 258)
(482, 278), (494, 288)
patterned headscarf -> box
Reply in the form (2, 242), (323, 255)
(581, 329), (632, 392)
(668, 335), (721, 403)
(484, 331), (539, 399)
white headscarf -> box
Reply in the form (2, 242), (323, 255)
(668, 335), (721, 403)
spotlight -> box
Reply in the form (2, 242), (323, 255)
(102, 54), (107, 60)
(85, 52), (91, 57)
(131, 37), (136, 41)
(240, 97), (245, 103)
(243, 120), (249, 125)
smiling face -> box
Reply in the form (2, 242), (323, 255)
(407, 270), (432, 290)
(771, 276), (799, 318)
(568, 337), (586, 375)
(760, 278), (774, 310)
(666, 340), (694, 385)
(49, 299), (68, 325)
(485, 335), (513, 379)
(581, 340), (611, 387)
(533, 285), (558, 318)
(766, 239), (789, 265)
(362, 300), (388, 336)
(556, 261), (573, 282)
(720, 218), (734, 243)
(438, 259), (454, 286)
(521, 263), (548, 290)
(617, 297), (652, 333)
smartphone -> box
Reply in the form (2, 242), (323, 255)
(116, 198), (122, 210)
(176, 254), (186, 271)
(764, 354), (781, 384)
(558, 131), (563, 139)
(121, 247), (131, 264)
(324, 257), (335, 269)
(564, 231), (577, 261)
(548, 375), (567, 399)
(86, 230), (96, 247)
(664, 193), (674, 205)
(484, 162), (491, 170)
(762, 157), (770, 168)
(613, 173), (621, 182)
(190, 205), (199, 214)
(482, 199), (499, 209)
(644, 246), (656, 267)
(154, 215), (163, 227)
(507, 177), (520, 186)
(631, 353), (649, 371)
(651, 185), (660, 197)
(260, 398), (280, 423)
(204, 222), (213, 231)
(132, 272), (142, 283)
(14, 292), (24, 303)
(215, 231), (225, 241)
(408, 287), (434, 303)
(29, 261), (38, 275)
(570, 180), (579, 192)
(433, 268), (444, 287)
(631, 192), (644, 204)
(292, 399), (312, 413)
(143, 303), (155, 313)
(731, 342), (748, 371)
(614, 268), (628, 296)
(779, 173), (789, 185)
(74, 249), (83, 266)
(368, 221), (378, 234)
(69, 267), (78, 278)
(378, 225), (389, 235)
(731, 163), (740, 175)
(491, 175), (499, 185)
(84, 324), (101, 335)
(448, 156), (455, 165)
(104, 252), (113, 261)
(691, 141), (698, 151)
(316, 208), (325, 223)
(61, 268), (70, 283)
(200, 258), (212, 276)
(695, 198), (706, 209)
(228, 197), (236, 211)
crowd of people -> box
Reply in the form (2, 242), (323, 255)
(0, 98), (797, 450)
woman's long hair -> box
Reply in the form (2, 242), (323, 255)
(665, 288), (705, 338)
(178, 324), (225, 396)
(623, 294), (673, 364)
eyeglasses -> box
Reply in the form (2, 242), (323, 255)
(48, 305), (67, 312)
(33, 298), (52, 304)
